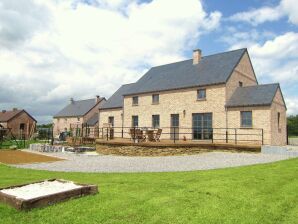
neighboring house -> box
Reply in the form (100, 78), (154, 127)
(0, 108), (37, 139)
(53, 96), (106, 136)
(99, 48), (287, 146)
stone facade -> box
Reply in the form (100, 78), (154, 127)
(98, 50), (287, 146)
(226, 52), (257, 101)
(122, 85), (226, 140)
(53, 99), (106, 136)
(53, 117), (83, 135)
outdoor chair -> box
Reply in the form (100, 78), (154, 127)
(129, 128), (136, 141)
(154, 129), (162, 142)
(135, 129), (146, 142)
(146, 130), (154, 142)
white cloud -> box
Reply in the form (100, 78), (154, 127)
(0, 0), (50, 48)
(286, 97), (298, 115)
(229, 6), (283, 26)
(229, 0), (298, 26)
(0, 0), (221, 123)
(280, 0), (298, 25)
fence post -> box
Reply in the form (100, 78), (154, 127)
(226, 129), (228, 143)
(121, 127), (124, 138)
(133, 126), (136, 143)
(262, 129), (264, 145)
(173, 127), (176, 143)
(286, 125), (289, 145)
(235, 129), (237, 145)
(106, 127), (109, 141)
(211, 128), (213, 143)
(51, 126), (54, 146)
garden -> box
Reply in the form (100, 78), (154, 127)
(0, 158), (297, 223)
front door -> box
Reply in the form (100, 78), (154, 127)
(192, 113), (212, 140)
(170, 114), (179, 140)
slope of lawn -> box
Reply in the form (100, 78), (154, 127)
(0, 158), (297, 224)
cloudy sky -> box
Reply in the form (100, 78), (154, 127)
(0, 0), (298, 123)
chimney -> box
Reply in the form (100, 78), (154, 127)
(13, 108), (18, 111)
(193, 49), (202, 65)
(96, 95), (100, 103)
(2, 110), (6, 113)
(70, 98), (74, 104)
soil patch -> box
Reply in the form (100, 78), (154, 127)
(0, 150), (63, 164)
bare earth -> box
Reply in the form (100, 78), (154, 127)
(11, 150), (297, 173)
(0, 150), (63, 164)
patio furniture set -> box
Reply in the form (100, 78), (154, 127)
(129, 128), (162, 143)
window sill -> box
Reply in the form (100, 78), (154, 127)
(240, 126), (253, 129)
(196, 98), (206, 101)
(152, 102), (159, 105)
(132, 104), (139, 106)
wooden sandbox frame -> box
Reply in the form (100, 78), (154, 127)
(0, 179), (98, 210)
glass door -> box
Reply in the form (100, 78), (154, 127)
(192, 113), (212, 140)
(170, 114), (179, 140)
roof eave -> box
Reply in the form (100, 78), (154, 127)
(123, 82), (226, 97)
(226, 103), (272, 108)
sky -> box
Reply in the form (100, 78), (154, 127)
(0, 0), (298, 124)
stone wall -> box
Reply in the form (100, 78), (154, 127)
(53, 117), (83, 136)
(123, 85), (227, 140)
(7, 111), (36, 139)
(270, 88), (287, 146)
(227, 106), (271, 145)
(226, 51), (257, 101)
(96, 144), (260, 156)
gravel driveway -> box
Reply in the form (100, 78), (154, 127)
(12, 151), (296, 173)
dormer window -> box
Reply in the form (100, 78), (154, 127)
(197, 89), (206, 100)
(239, 81), (243, 87)
(132, 96), (138, 105)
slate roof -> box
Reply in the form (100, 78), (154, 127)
(54, 97), (104, 118)
(124, 48), (247, 95)
(101, 83), (135, 110)
(226, 84), (280, 107)
(86, 113), (99, 126)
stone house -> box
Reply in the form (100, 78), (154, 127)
(0, 108), (37, 139)
(53, 96), (106, 136)
(99, 48), (287, 146)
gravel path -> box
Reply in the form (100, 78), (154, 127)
(12, 151), (297, 173)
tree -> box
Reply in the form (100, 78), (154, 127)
(287, 115), (298, 136)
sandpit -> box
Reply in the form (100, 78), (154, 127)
(0, 179), (98, 210)
(1, 180), (82, 200)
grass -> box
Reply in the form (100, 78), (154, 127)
(0, 159), (297, 224)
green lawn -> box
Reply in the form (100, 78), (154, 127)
(0, 159), (297, 224)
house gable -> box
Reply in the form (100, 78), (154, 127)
(226, 51), (258, 101)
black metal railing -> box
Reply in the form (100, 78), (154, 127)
(96, 126), (264, 145)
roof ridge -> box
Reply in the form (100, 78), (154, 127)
(150, 48), (247, 69)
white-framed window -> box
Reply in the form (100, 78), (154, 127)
(241, 111), (252, 128)
(197, 89), (206, 100)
